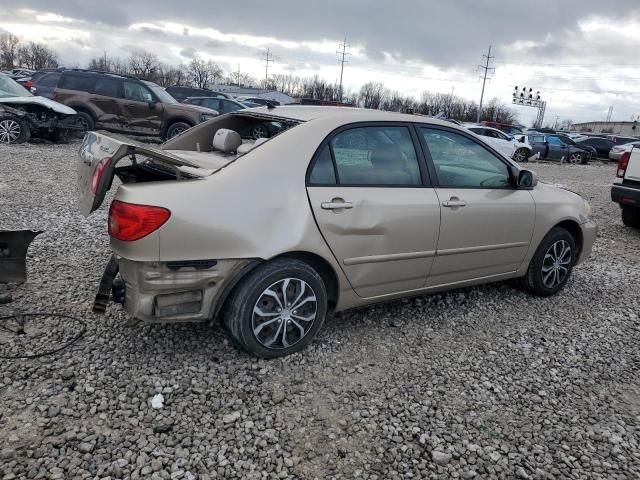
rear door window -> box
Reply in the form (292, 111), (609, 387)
(93, 77), (120, 97)
(38, 73), (60, 88)
(60, 74), (96, 92)
(329, 126), (422, 186)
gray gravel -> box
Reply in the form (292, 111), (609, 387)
(1, 141), (639, 479)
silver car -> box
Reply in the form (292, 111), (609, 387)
(78, 107), (597, 358)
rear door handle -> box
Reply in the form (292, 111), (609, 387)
(321, 200), (353, 210)
(442, 199), (467, 208)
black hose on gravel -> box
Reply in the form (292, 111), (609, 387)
(0, 313), (86, 359)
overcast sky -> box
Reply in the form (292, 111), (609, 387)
(3, 0), (640, 126)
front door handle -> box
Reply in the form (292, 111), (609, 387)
(321, 199), (353, 211)
(442, 198), (467, 208)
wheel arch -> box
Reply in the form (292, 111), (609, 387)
(552, 219), (584, 257)
(163, 117), (196, 139)
(67, 105), (97, 121)
(213, 251), (340, 320)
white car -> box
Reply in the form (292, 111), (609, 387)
(467, 125), (532, 162)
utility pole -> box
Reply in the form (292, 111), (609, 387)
(263, 48), (273, 87)
(606, 105), (613, 122)
(236, 64), (241, 86)
(476, 45), (495, 124)
(337, 37), (351, 102)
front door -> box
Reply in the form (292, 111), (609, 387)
(547, 135), (569, 161)
(418, 126), (536, 287)
(121, 80), (163, 135)
(306, 124), (441, 298)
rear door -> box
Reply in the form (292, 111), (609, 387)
(31, 72), (60, 99)
(90, 77), (124, 131)
(306, 123), (441, 298)
(528, 134), (547, 158)
(121, 80), (163, 134)
(418, 126), (535, 286)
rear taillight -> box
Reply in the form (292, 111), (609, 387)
(25, 80), (32, 88)
(108, 201), (170, 241)
(617, 151), (631, 178)
(91, 158), (110, 194)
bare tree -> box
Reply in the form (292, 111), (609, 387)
(359, 82), (388, 109)
(0, 33), (20, 69)
(17, 42), (58, 70)
(128, 51), (160, 80)
(187, 56), (223, 89)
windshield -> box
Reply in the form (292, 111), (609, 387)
(143, 82), (178, 104)
(0, 74), (33, 98)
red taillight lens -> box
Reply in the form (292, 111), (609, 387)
(617, 151), (631, 178)
(91, 158), (110, 194)
(25, 80), (32, 88)
(108, 200), (170, 241)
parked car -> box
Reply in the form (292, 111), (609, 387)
(555, 133), (597, 160)
(607, 135), (638, 146)
(3, 68), (34, 80)
(0, 73), (81, 144)
(611, 146), (640, 228)
(609, 141), (640, 162)
(183, 97), (247, 114)
(467, 125), (532, 162)
(33, 70), (218, 139)
(78, 107), (596, 358)
(575, 136), (614, 159)
(165, 85), (231, 103)
(480, 121), (524, 135)
(235, 96), (280, 106)
(527, 134), (590, 164)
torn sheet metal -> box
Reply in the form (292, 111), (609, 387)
(0, 230), (42, 283)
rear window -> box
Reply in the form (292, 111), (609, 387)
(60, 74), (96, 92)
(614, 137), (637, 145)
(94, 77), (120, 97)
(38, 73), (61, 88)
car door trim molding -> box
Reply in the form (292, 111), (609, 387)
(343, 250), (436, 266)
(437, 241), (529, 256)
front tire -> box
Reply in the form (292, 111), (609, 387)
(622, 206), (640, 228)
(166, 121), (192, 139)
(0, 116), (30, 144)
(224, 258), (328, 358)
(568, 152), (583, 165)
(519, 227), (577, 296)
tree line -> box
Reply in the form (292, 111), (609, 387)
(0, 33), (517, 124)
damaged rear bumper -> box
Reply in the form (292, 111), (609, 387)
(96, 256), (257, 323)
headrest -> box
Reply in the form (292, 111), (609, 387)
(237, 137), (269, 155)
(370, 149), (400, 168)
(213, 129), (242, 153)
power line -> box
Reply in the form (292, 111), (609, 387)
(477, 45), (495, 124)
(336, 37), (351, 102)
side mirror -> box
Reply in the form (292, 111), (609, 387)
(517, 169), (538, 189)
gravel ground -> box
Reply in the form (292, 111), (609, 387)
(1, 140), (639, 480)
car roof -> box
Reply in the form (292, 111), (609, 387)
(470, 125), (505, 134)
(236, 105), (461, 127)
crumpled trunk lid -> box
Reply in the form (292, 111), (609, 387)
(77, 131), (212, 217)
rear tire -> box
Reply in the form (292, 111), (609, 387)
(166, 121), (192, 139)
(224, 258), (328, 358)
(568, 152), (583, 165)
(519, 227), (577, 296)
(513, 148), (529, 162)
(621, 206), (640, 228)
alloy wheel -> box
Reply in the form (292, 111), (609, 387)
(252, 125), (268, 139)
(541, 240), (572, 288)
(251, 278), (318, 350)
(513, 148), (528, 162)
(0, 119), (21, 143)
(568, 153), (582, 164)
(169, 127), (186, 138)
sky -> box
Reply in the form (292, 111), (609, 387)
(2, 0), (640, 126)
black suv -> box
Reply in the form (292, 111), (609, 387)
(31, 70), (218, 139)
(165, 85), (231, 102)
